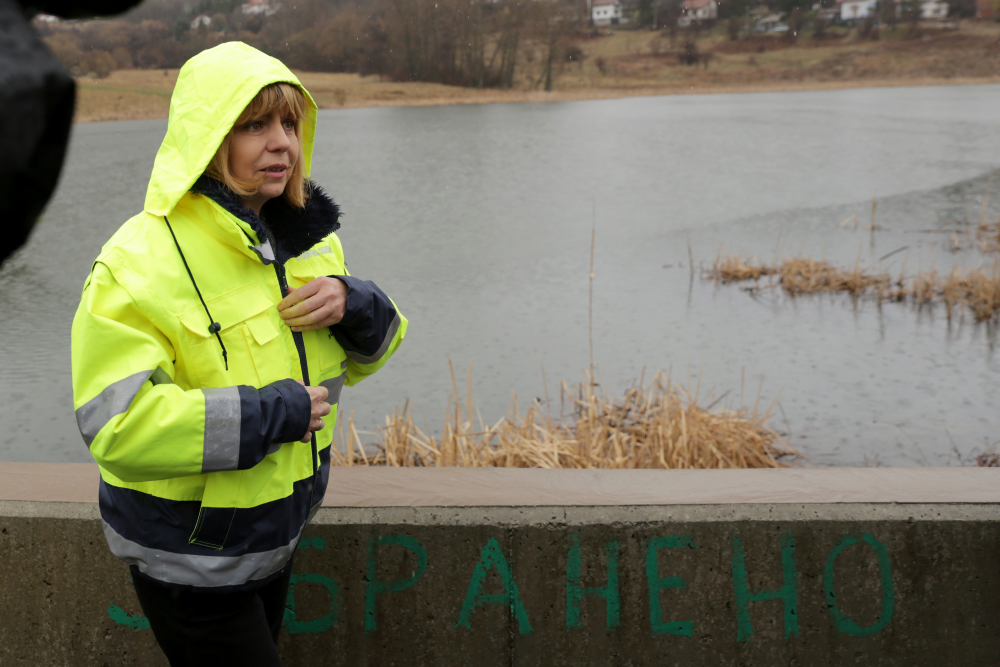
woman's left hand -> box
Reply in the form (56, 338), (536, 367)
(277, 277), (347, 331)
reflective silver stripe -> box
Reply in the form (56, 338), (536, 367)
(320, 372), (346, 406)
(252, 240), (275, 262)
(76, 370), (154, 447)
(345, 311), (401, 365)
(201, 387), (241, 473)
(102, 520), (297, 588)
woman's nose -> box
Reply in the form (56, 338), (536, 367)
(266, 116), (291, 152)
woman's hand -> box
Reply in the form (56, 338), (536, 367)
(278, 277), (347, 332)
(297, 381), (331, 442)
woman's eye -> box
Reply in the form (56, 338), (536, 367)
(283, 119), (297, 130)
(246, 121), (263, 131)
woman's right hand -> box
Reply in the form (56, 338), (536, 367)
(297, 381), (330, 442)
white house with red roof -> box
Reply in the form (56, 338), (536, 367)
(678, 0), (718, 26)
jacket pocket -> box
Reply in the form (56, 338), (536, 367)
(189, 505), (237, 550)
(188, 469), (245, 550)
(178, 283), (284, 388)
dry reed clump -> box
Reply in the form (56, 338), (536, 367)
(709, 254), (1000, 322)
(976, 451), (1000, 467)
(331, 370), (797, 469)
(776, 257), (893, 297)
(709, 255), (778, 282)
(940, 192), (1000, 254)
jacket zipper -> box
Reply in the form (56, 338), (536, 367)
(271, 260), (319, 510)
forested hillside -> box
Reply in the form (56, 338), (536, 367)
(38, 0), (583, 89)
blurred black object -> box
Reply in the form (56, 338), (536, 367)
(0, 0), (141, 266)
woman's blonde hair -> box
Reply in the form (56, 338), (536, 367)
(205, 82), (309, 209)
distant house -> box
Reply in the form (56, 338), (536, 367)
(242, 0), (281, 16)
(976, 0), (993, 19)
(816, 6), (838, 21)
(190, 14), (212, 29)
(678, 0), (718, 26)
(754, 12), (788, 31)
(592, 0), (624, 25)
(892, 0), (948, 19)
(919, 0), (948, 18)
(837, 0), (877, 21)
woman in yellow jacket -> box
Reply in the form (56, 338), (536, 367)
(71, 42), (406, 665)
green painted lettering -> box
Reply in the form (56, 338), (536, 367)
(284, 573), (341, 635)
(455, 537), (532, 635)
(823, 533), (894, 636)
(107, 604), (150, 631)
(297, 536), (327, 550)
(365, 534), (428, 633)
(645, 535), (695, 637)
(566, 533), (620, 630)
(731, 531), (799, 643)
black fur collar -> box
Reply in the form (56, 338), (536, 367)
(191, 175), (341, 263)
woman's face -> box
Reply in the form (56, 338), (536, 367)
(230, 109), (300, 214)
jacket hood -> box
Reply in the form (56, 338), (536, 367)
(144, 42), (318, 217)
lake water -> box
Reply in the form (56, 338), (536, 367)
(4, 83), (1000, 466)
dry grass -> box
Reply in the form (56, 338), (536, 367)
(940, 195), (1000, 254)
(977, 451), (1000, 467)
(77, 67), (999, 124)
(330, 365), (797, 468)
(709, 253), (1000, 322)
(74, 69), (547, 122)
(709, 255), (779, 282)
(74, 69), (174, 122)
(564, 22), (1000, 93)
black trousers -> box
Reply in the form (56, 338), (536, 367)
(131, 560), (293, 667)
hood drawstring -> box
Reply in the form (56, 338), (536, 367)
(164, 216), (229, 371)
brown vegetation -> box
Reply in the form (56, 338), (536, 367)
(709, 254), (1000, 322)
(939, 195), (1000, 253)
(590, 24), (1000, 87)
(74, 68), (716, 123)
(49, 6), (1000, 123)
(38, 0), (581, 89)
(330, 366), (797, 468)
(977, 450), (1000, 466)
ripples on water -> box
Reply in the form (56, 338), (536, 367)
(3, 84), (999, 465)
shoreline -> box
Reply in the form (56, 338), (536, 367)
(73, 74), (1000, 123)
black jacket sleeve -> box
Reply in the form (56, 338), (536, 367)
(328, 275), (398, 361)
(236, 378), (312, 469)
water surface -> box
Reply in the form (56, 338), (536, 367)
(4, 84), (1000, 466)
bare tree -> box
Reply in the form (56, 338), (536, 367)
(785, 7), (803, 40)
(532, 0), (578, 91)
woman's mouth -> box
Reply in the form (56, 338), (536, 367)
(263, 165), (288, 178)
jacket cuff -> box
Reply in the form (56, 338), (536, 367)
(327, 274), (398, 362)
(235, 379), (311, 469)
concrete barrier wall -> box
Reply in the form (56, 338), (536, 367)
(0, 464), (998, 666)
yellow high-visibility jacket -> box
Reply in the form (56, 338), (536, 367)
(71, 42), (406, 589)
